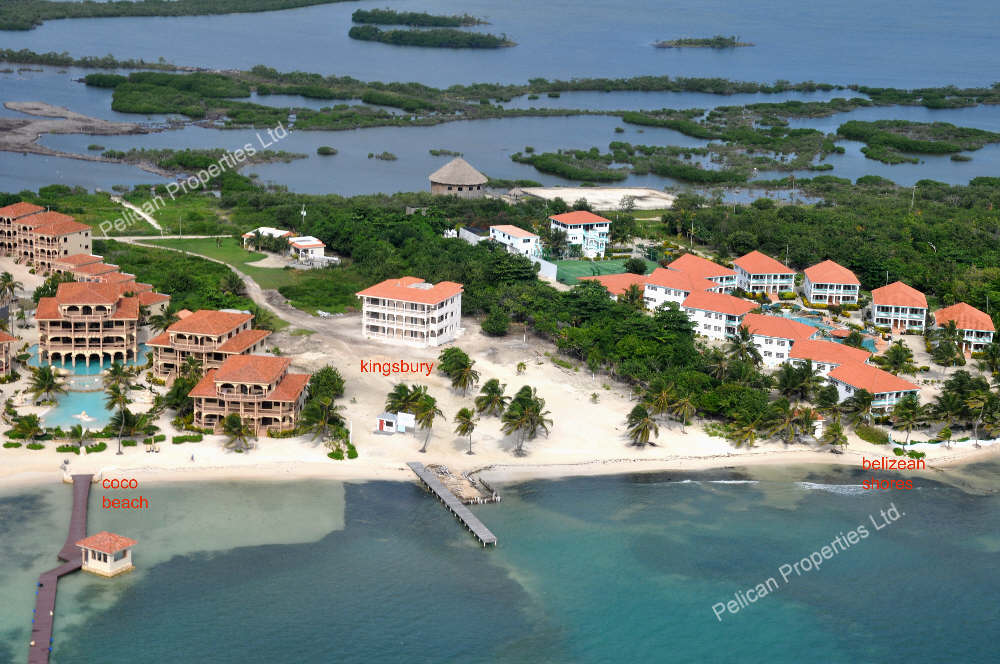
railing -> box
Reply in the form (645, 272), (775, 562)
(170, 341), (221, 352)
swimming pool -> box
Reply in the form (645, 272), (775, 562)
(775, 313), (877, 352)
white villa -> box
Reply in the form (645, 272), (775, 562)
(788, 339), (872, 377)
(680, 291), (758, 340)
(76, 531), (137, 577)
(733, 250), (795, 294)
(667, 253), (737, 291)
(489, 225), (541, 258)
(870, 281), (928, 332)
(827, 362), (919, 412)
(803, 259), (860, 305)
(740, 313), (819, 367)
(934, 302), (995, 354)
(643, 268), (723, 309)
(356, 277), (464, 347)
(241, 226), (294, 248)
(549, 211), (610, 258)
(288, 235), (326, 260)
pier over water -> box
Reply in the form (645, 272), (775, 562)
(407, 462), (497, 547)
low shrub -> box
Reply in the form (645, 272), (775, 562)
(85, 442), (107, 453)
(855, 424), (889, 445)
(56, 444), (81, 454)
(907, 450), (926, 459)
(317, 146), (338, 156)
(122, 440), (138, 447)
(154, 434), (167, 442)
(346, 444), (358, 459)
(172, 434), (203, 444)
(3, 441), (22, 448)
(778, 291), (797, 300)
(328, 450), (344, 460)
(27, 443), (45, 450)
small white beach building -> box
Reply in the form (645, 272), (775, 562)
(376, 412), (416, 434)
(76, 531), (137, 577)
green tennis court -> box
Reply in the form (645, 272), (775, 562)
(556, 258), (659, 284)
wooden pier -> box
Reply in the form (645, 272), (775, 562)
(28, 474), (92, 664)
(407, 462), (497, 547)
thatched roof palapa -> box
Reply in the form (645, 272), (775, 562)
(428, 158), (487, 185)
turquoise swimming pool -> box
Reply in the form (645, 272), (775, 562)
(775, 313), (878, 352)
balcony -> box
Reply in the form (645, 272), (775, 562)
(171, 340), (221, 352)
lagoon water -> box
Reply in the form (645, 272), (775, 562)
(1, 467), (997, 663)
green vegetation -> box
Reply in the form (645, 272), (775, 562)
(0, 0), (353, 31)
(348, 26), (514, 49)
(838, 120), (1000, 164)
(317, 146), (338, 156)
(429, 149), (463, 157)
(511, 150), (627, 182)
(655, 35), (753, 48)
(172, 434), (203, 444)
(102, 147), (306, 172)
(351, 9), (485, 27)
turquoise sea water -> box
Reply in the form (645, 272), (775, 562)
(1, 465), (997, 662)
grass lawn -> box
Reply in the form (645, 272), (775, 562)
(556, 257), (659, 284)
(148, 237), (299, 289)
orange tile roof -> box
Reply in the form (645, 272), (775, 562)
(52, 253), (103, 267)
(269, 373), (310, 402)
(217, 329), (272, 353)
(34, 297), (60, 320)
(681, 291), (757, 316)
(549, 210), (611, 225)
(789, 339), (871, 365)
(76, 531), (136, 554)
(18, 210), (77, 229)
(828, 362), (919, 394)
(112, 296), (140, 320)
(147, 331), (171, 347)
(0, 331), (16, 343)
(0, 201), (44, 219)
(667, 253), (736, 280)
(168, 309), (253, 336)
(490, 224), (538, 239)
(804, 259), (860, 285)
(935, 302), (994, 332)
(214, 354), (290, 384)
(138, 291), (171, 306)
(357, 277), (464, 305)
(176, 309), (193, 319)
(578, 272), (648, 296)
(645, 267), (718, 292)
(741, 314), (817, 341)
(72, 262), (119, 276)
(99, 272), (136, 285)
(33, 218), (91, 236)
(188, 369), (218, 398)
(53, 281), (121, 305)
(829, 329), (851, 339)
(733, 250), (795, 275)
(872, 281), (927, 308)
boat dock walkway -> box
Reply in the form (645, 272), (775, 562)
(407, 462), (497, 547)
(28, 474), (92, 664)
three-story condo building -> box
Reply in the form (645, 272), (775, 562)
(740, 314), (819, 367)
(870, 281), (928, 332)
(802, 259), (860, 305)
(681, 291), (758, 340)
(666, 253), (737, 291)
(788, 339), (872, 377)
(827, 362), (919, 412)
(0, 202), (92, 270)
(489, 225), (542, 258)
(548, 211), (610, 258)
(357, 277), (463, 347)
(934, 302), (995, 354)
(732, 250), (796, 294)
(147, 309), (271, 379)
(189, 355), (309, 434)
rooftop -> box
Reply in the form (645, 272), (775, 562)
(76, 531), (137, 554)
(33, 217), (91, 237)
(269, 373), (310, 402)
(428, 157), (488, 185)
(935, 302), (995, 331)
(733, 250), (795, 275)
(289, 235), (325, 249)
(168, 309), (253, 336)
(516, 187), (676, 211)
(667, 253), (736, 280)
(217, 328), (272, 353)
(803, 259), (860, 285)
(214, 354), (291, 384)
(241, 226), (294, 239)
(578, 272), (648, 296)
(645, 267), (718, 293)
(72, 262), (119, 276)
(681, 290), (757, 316)
(53, 253), (103, 267)
(357, 277), (463, 305)
(490, 224), (538, 239)
(872, 281), (927, 308)
(741, 313), (818, 341)
(549, 210), (611, 226)
(0, 331), (16, 343)
(828, 362), (919, 394)
(18, 210), (79, 229)
(789, 339), (872, 365)
(0, 201), (44, 219)
(51, 281), (122, 305)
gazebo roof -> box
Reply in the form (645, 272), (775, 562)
(76, 531), (137, 554)
(428, 158), (487, 185)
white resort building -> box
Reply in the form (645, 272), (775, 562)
(489, 225), (541, 258)
(870, 281), (928, 332)
(241, 226), (294, 248)
(356, 277), (464, 347)
(680, 291), (757, 340)
(934, 302), (995, 354)
(802, 259), (860, 305)
(788, 339), (872, 377)
(549, 211), (610, 258)
(732, 251), (796, 294)
(666, 253), (737, 291)
(428, 158), (488, 199)
(76, 532), (137, 578)
(740, 313), (819, 367)
(288, 236), (326, 260)
(827, 362), (919, 412)
(580, 267), (721, 309)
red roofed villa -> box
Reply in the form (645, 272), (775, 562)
(740, 313), (819, 367)
(667, 253), (737, 291)
(548, 211), (610, 258)
(732, 250), (796, 294)
(935, 302), (995, 353)
(77, 531), (137, 577)
(681, 291), (758, 340)
(827, 362), (919, 411)
(357, 277), (463, 347)
(580, 266), (721, 309)
(789, 339), (872, 377)
(870, 281), (928, 332)
(803, 259), (860, 305)
(148, 309), (271, 379)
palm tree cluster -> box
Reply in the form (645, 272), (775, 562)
(500, 386), (552, 456)
(437, 347), (480, 395)
(872, 340), (918, 375)
(929, 321), (963, 368)
(385, 383), (442, 453)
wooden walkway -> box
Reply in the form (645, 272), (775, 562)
(407, 462), (497, 547)
(28, 474), (92, 664)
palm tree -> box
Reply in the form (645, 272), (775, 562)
(222, 413), (255, 452)
(0, 271), (23, 329)
(619, 283), (645, 310)
(516, 361), (527, 375)
(875, 340), (918, 375)
(103, 361), (134, 391)
(452, 362), (481, 395)
(795, 406), (820, 440)
(932, 321), (963, 367)
(965, 391), (992, 446)
(219, 272), (245, 296)
(843, 330), (867, 349)
(841, 389), (875, 425)
(775, 363), (805, 403)
(502, 392), (552, 455)
(475, 378), (510, 416)
(627, 407), (659, 447)
(645, 380), (675, 425)
(415, 394), (443, 453)
(67, 423), (91, 450)
(104, 383), (132, 455)
(933, 390), (966, 429)
(385, 383), (413, 414)
(728, 415), (759, 449)
(822, 420), (848, 448)
(147, 311), (179, 333)
(726, 327), (762, 366)
(13, 414), (43, 444)
(669, 395), (697, 433)
(704, 348), (730, 381)
(892, 394), (925, 444)
(453, 407), (478, 454)
(180, 355), (203, 380)
(29, 366), (67, 402)
(302, 395), (345, 441)
(975, 342), (1000, 375)
(765, 402), (800, 444)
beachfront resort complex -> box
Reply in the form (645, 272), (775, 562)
(356, 277), (464, 347)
